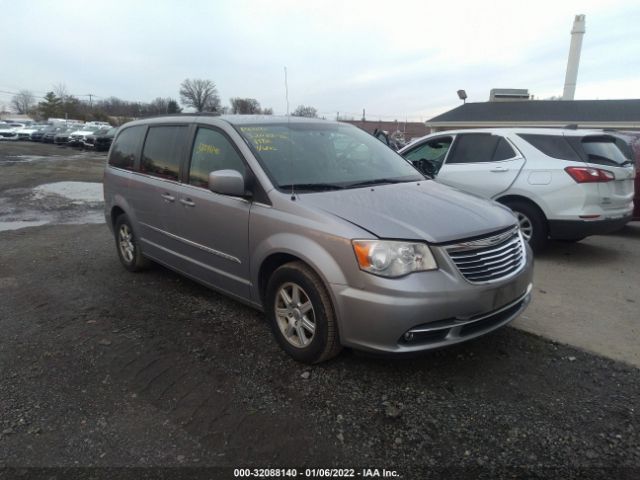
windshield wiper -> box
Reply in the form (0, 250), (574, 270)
(345, 178), (418, 188)
(278, 183), (346, 192)
(587, 154), (633, 167)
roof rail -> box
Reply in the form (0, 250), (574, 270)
(140, 112), (222, 119)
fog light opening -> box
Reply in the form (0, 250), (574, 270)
(403, 332), (414, 342)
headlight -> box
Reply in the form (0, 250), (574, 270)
(352, 240), (437, 277)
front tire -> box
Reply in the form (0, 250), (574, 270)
(114, 214), (150, 272)
(265, 262), (341, 364)
(503, 200), (548, 252)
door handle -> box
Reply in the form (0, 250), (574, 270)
(180, 198), (196, 207)
(490, 167), (509, 173)
(161, 193), (175, 202)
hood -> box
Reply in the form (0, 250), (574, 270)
(299, 181), (516, 244)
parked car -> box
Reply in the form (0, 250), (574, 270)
(104, 115), (533, 363)
(42, 127), (66, 144)
(373, 128), (407, 151)
(85, 121), (112, 128)
(16, 125), (44, 140)
(54, 126), (81, 145)
(28, 125), (50, 142)
(607, 131), (640, 220)
(84, 127), (117, 150)
(68, 126), (103, 146)
(399, 128), (635, 250)
(0, 124), (19, 140)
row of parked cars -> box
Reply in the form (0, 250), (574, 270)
(0, 120), (117, 151)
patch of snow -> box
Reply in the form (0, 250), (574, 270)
(0, 220), (49, 232)
(0, 155), (60, 164)
(33, 182), (103, 203)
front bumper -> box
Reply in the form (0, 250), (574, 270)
(330, 247), (534, 354)
(549, 214), (633, 238)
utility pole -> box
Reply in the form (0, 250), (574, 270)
(85, 94), (95, 108)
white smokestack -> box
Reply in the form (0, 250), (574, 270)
(562, 14), (586, 100)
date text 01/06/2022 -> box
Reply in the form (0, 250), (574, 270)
(233, 468), (400, 478)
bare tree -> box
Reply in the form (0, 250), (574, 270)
(229, 98), (273, 114)
(230, 97), (262, 114)
(179, 79), (221, 112)
(144, 97), (183, 116)
(53, 83), (69, 102)
(148, 97), (169, 115)
(292, 105), (318, 118)
(11, 90), (36, 114)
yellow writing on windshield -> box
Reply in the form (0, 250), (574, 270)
(241, 131), (291, 153)
(196, 143), (220, 155)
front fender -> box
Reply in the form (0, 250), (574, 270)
(250, 232), (352, 306)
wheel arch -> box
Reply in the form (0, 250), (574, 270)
(252, 234), (349, 312)
(110, 205), (126, 230)
(495, 194), (548, 222)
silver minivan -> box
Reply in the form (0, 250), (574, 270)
(104, 115), (533, 363)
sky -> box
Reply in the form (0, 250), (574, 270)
(1, 0), (639, 121)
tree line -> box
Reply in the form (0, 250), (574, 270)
(10, 78), (318, 123)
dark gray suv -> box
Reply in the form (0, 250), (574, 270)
(103, 115), (533, 363)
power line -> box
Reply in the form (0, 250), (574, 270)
(0, 88), (102, 102)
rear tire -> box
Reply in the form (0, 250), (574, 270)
(503, 200), (548, 252)
(114, 214), (150, 272)
(265, 261), (341, 364)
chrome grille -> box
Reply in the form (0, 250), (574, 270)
(445, 227), (525, 284)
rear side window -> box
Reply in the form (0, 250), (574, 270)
(613, 138), (634, 160)
(141, 126), (189, 181)
(447, 133), (515, 164)
(188, 128), (246, 188)
(493, 137), (517, 161)
(518, 134), (581, 162)
(580, 136), (631, 167)
(109, 126), (145, 170)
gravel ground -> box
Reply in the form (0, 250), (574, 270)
(1, 143), (639, 479)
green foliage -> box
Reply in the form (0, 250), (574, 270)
(38, 92), (63, 119)
(167, 99), (182, 114)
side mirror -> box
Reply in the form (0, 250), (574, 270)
(208, 170), (247, 197)
(412, 159), (437, 178)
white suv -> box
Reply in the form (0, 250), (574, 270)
(399, 128), (635, 250)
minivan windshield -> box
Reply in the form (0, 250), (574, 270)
(238, 122), (423, 191)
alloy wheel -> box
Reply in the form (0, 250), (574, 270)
(274, 282), (316, 348)
(118, 224), (135, 263)
(516, 211), (533, 242)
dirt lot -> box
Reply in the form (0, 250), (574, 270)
(1, 142), (639, 479)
